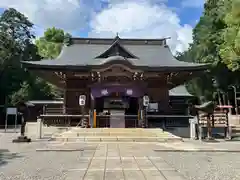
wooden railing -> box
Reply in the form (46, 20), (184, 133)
(40, 114), (89, 127)
(44, 107), (83, 115)
(198, 111), (228, 127)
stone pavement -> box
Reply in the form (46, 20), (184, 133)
(155, 139), (240, 152)
(59, 143), (187, 180)
(4, 132), (240, 180)
(0, 133), (188, 179)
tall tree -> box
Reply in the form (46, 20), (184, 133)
(176, 0), (233, 103)
(0, 8), (56, 107)
(35, 27), (72, 59)
(34, 27), (72, 99)
(220, 0), (240, 71)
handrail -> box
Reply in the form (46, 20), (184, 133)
(40, 114), (89, 117)
(39, 114), (193, 118)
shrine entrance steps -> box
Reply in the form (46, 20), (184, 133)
(50, 128), (183, 143)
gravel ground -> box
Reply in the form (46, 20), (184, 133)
(155, 151), (240, 180)
(2, 133), (240, 180)
(0, 133), (89, 180)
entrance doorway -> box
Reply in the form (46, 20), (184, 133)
(94, 94), (139, 128)
(125, 97), (138, 128)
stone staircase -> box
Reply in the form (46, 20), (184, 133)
(51, 128), (183, 142)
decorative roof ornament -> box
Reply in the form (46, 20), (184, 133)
(113, 32), (120, 43)
(126, 89), (133, 95)
(95, 33), (138, 59)
(101, 89), (108, 96)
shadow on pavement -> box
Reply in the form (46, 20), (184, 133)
(0, 149), (22, 167)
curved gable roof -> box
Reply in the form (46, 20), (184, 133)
(22, 36), (209, 71)
(95, 36), (138, 59)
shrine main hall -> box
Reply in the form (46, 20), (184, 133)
(22, 36), (208, 128)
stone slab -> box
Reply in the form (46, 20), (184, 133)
(89, 159), (106, 169)
(101, 137), (117, 141)
(105, 170), (125, 180)
(122, 159), (139, 169)
(65, 170), (85, 180)
(117, 137), (135, 142)
(161, 170), (186, 180)
(123, 170), (145, 180)
(142, 170), (166, 180)
(106, 159), (122, 170)
(135, 159), (157, 170)
(84, 170), (104, 180)
(151, 160), (175, 171)
(85, 137), (101, 142)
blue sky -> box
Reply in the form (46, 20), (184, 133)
(0, 0), (204, 53)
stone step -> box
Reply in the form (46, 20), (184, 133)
(51, 128), (182, 142)
(58, 134), (177, 138)
(69, 128), (164, 132)
(59, 132), (168, 137)
(51, 136), (183, 142)
(58, 128), (166, 137)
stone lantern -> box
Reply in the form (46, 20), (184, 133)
(12, 102), (32, 143)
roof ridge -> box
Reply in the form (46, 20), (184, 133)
(71, 36), (170, 46)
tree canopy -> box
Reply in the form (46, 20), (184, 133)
(35, 27), (72, 59)
(0, 8), (59, 107)
(220, 0), (240, 71)
(176, 0), (240, 104)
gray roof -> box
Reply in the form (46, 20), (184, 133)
(22, 37), (208, 70)
(169, 85), (193, 97)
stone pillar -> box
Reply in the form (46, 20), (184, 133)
(37, 118), (43, 139)
(189, 116), (198, 140)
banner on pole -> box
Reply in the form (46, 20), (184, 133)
(6, 107), (17, 115)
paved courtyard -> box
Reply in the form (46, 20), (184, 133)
(1, 133), (240, 180)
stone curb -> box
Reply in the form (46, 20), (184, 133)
(154, 149), (240, 152)
(36, 148), (84, 152)
(50, 137), (183, 143)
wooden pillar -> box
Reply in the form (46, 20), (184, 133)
(93, 110), (97, 128)
(138, 97), (143, 127)
(63, 89), (66, 114)
(207, 114), (212, 139)
(89, 93), (95, 128)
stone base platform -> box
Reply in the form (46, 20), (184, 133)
(12, 136), (31, 143)
(51, 128), (183, 143)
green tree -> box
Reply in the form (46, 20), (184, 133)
(0, 8), (57, 107)
(176, 0), (233, 103)
(220, 0), (240, 71)
(35, 27), (72, 59)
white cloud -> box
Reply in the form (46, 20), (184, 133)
(181, 0), (204, 8)
(0, 0), (94, 31)
(0, 0), (194, 53)
(90, 1), (193, 53)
